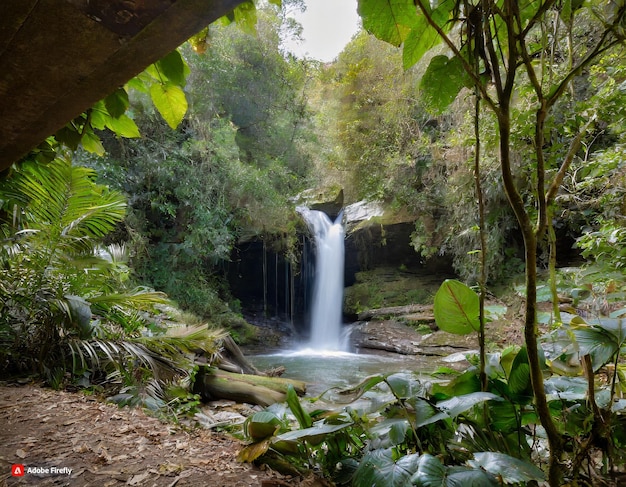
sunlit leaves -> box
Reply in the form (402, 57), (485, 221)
(104, 114), (141, 138)
(221, 0), (257, 35)
(142, 49), (190, 129)
(149, 83), (188, 129)
(286, 384), (312, 429)
(403, 17), (439, 69)
(357, 0), (417, 47)
(80, 129), (106, 156)
(358, 0), (456, 70)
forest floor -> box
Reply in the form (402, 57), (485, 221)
(0, 383), (324, 487)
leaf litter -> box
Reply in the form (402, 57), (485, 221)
(0, 384), (322, 486)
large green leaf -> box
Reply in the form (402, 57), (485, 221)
(431, 369), (481, 399)
(149, 82), (188, 129)
(412, 453), (499, 486)
(231, 1), (257, 35)
(357, 0), (417, 46)
(402, 0), (455, 69)
(286, 384), (312, 429)
(155, 50), (188, 87)
(416, 392), (501, 427)
(353, 448), (421, 487)
(63, 294), (93, 339)
(81, 129), (105, 156)
(245, 411), (282, 440)
(573, 318), (626, 370)
(508, 347), (533, 400)
(403, 16), (439, 70)
(419, 55), (470, 114)
(276, 421), (352, 446)
(335, 374), (386, 402)
(105, 114), (140, 138)
(104, 88), (130, 118)
(433, 279), (480, 335)
(469, 452), (545, 484)
(386, 372), (425, 399)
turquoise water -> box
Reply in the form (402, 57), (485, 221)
(249, 350), (437, 397)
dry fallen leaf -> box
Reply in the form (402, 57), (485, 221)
(128, 471), (151, 485)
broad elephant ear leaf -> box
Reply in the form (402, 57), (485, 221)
(416, 391), (501, 427)
(434, 279), (480, 335)
(357, 0), (417, 46)
(420, 55), (471, 114)
(572, 318), (626, 371)
(353, 448), (421, 487)
(411, 453), (500, 486)
(469, 452), (546, 484)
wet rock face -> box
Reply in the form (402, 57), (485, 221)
(225, 198), (454, 329)
(293, 187), (344, 220)
(350, 320), (478, 359)
(345, 222), (418, 286)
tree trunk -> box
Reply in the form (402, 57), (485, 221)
(497, 109), (564, 486)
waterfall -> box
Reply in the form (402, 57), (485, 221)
(297, 206), (345, 351)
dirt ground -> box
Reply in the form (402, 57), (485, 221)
(0, 384), (321, 487)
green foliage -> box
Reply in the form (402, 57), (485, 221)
(237, 274), (625, 484)
(433, 279), (480, 335)
(0, 156), (224, 417)
(420, 55), (471, 114)
(238, 364), (557, 485)
(78, 6), (314, 327)
(0, 157), (127, 375)
(353, 449), (422, 487)
(572, 317), (626, 372)
(577, 222), (626, 270)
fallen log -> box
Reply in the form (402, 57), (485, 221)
(193, 366), (306, 407)
(219, 335), (263, 375)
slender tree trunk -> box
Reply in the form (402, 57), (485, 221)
(497, 107), (564, 487)
(473, 94), (487, 392)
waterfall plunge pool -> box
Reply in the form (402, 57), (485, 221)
(249, 350), (441, 398)
(247, 207), (449, 402)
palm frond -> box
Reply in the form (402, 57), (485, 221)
(89, 287), (169, 306)
(135, 325), (227, 365)
(2, 158), (126, 252)
(68, 336), (186, 381)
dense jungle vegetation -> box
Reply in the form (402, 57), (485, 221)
(3, 0), (626, 485)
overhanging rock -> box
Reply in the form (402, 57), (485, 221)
(0, 0), (244, 170)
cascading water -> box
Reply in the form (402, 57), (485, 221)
(297, 206), (346, 351)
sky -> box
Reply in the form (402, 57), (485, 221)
(282, 0), (361, 62)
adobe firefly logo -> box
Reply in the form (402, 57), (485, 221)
(11, 464), (25, 476)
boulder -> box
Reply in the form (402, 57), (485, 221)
(292, 186), (344, 219)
